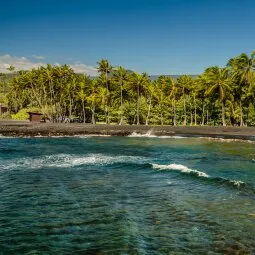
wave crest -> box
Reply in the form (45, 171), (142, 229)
(151, 163), (248, 190)
(1, 154), (146, 171)
(152, 163), (209, 178)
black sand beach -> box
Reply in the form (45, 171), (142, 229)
(0, 121), (255, 140)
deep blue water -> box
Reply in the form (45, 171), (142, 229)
(0, 135), (255, 254)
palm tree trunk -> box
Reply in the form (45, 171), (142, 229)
(69, 95), (72, 121)
(160, 104), (163, 125)
(194, 95), (197, 125)
(119, 82), (123, 125)
(137, 85), (140, 125)
(173, 99), (176, 126)
(91, 99), (96, 125)
(240, 101), (243, 127)
(202, 102), (205, 126)
(222, 101), (226, 126)
(146, 95), (152, 125)
(190, 112), (193, 126)
(207, 109), (209, 125)
(105, 72), (109, 125)
(82, 100), (86, 124)
(183, 88), (186, 126)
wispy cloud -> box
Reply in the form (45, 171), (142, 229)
(32, 55), (46, 60)
(0, 54), (98, 76)
(0, 54), (45, 72)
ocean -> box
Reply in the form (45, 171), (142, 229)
(0, 135), (254, 254)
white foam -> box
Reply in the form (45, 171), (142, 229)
(198, 137), (255, 144)
(229, 180), (245, 187)
(128, 131), (187, 139)
(152, 163), (209, 178)
(74, 134), (111, 138)
(0, 153), (146, 171)
(128, 131), (157, 138)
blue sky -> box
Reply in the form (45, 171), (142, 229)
(0, 0), (254, 74)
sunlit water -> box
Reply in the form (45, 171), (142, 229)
(0, 135), (255, 254)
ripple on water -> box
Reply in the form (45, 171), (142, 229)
(0, 137), (255, 254)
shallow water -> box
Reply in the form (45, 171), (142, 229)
(0, 136), (255, 254)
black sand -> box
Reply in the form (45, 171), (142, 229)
(0, 121), (255, 140)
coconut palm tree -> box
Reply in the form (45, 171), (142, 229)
(204, 66), (232, 126)
(112, 66), (128, 125)
(76, 75), (90, 123)
(176, 75), (193, 125)
(227, 52), (255, 126)
(97, 59), (112, 124)
(228, 52), (255, 91)
(128, 72), (149, 125)
(169, 78), (178, 126)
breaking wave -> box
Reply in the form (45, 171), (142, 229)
(128, 131), (185, 139)
(151, 163), (247, 189)
(0, 154), (146, 171)
(152, 163), (209, 177)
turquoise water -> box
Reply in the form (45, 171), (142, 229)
(0, 136), (255, 254)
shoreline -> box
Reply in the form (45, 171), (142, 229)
(1, 121), (255, 141)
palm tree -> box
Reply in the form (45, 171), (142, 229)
(145, 81), (154, 125)
(228, 52), (255, 91)
(176, 75), (193, 125)
(154, 76), (172, 125)
(204, 66), (232, 126)
(7, 65), (15, 80)
(66, 75), (77, 121)
(77, 75), (89, 124)
(169, 78), (177, 126)
(87, 80), (100, 125)
(97, 59), (112, 124)
(194, 75), (207, 125)
(228, 52), (255, 126)
(112, 66), (128, 125)
(129, 72), (149, 125)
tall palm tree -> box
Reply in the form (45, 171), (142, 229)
(76, 75), (89, 124)
(87, 80), (100, 125)
(228, 52), (255, 126)
(129, 72), (149, 125)
(154, 76), (172, 125)
(66, 75), (77, 121)
(176, 75), (193, 125)
(204, 66), (232, 126)
(169, 78), (177, 126)
(97, 59), (112, 124)
(194, 75), (207, 125)
(145, 81), (155, 125)
(228, 52), (255, 91)
(112, 66), (128, 125)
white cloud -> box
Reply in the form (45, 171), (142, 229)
(70, 63), (98, 76)
(0, 54), (98, 76)
(32, 55), (46, 60)
(0, 54), (45, 72)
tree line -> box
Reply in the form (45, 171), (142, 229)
(0, 51), (254, 126)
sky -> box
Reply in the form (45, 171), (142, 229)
(0, 0), (254, 75)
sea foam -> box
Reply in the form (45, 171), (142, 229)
(152, 163), (247, 189)
(152, 163), (209, 178)
(128, 131), (185, 139)
(0, 153), (146, 171)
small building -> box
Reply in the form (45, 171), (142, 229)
(0, 104), (8, 115)
(27, 112), (43, 123)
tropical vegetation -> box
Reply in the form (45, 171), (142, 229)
(0, 52), (254, 126)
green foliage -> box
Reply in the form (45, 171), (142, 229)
(2, 51), (255, 126)
(0, 111), (11, 120)
(11, 107), (41, 120)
